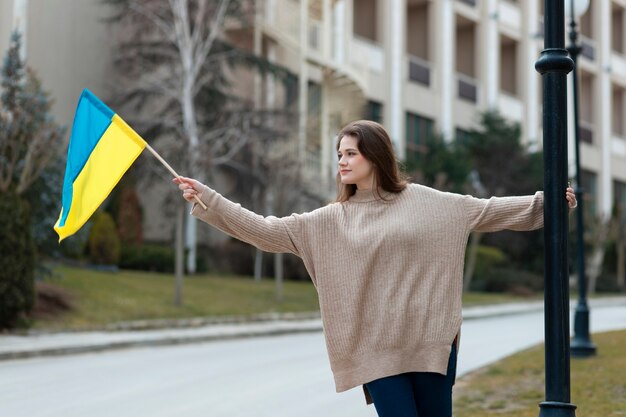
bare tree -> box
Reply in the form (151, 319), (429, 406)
(606, 207), (626, 292)
(612, 218), (626, 292)
(463, 170), (488, 292)
(582, 211), (611, 294)
(106, 0), (292, 302)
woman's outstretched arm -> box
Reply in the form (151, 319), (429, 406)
(174, 177), (306, 256)
(463, 187), (576, 233)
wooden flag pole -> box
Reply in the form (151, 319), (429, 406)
(144, 143), (208, 211)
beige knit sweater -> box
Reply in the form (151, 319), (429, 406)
(191, 183), (544, 397)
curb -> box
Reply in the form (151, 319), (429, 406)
(20, 311), (322, 335)
(2, 297), (624, 362)
(0, 324), (323, 361)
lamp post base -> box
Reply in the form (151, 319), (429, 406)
(539, 401), (577, 417)
(571, 304), (597, 357)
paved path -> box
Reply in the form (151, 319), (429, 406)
(0, 299), (624, 417)
(2, 298), (624, 361)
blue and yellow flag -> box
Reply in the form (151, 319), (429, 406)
(54, 89), (146, 242)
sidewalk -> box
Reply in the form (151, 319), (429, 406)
(1, 297), (625, 361)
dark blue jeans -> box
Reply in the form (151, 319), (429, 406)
(365, 344), (457, 417)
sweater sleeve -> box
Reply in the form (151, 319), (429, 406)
(190, 185), (305, 256)
(462, 191), (544, 233)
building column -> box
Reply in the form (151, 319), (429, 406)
(333, 0), (345, 63)
(436, 0), (454, 141)
(262, 1), (275, 128)
(322, 0), (332, 61)
(253, 0), (263, 109)
(386, 0), (406, 158)
(298, 0), (309, 164)
(343, 0), (354, 64)
(265, 43), (276, 109)
(320, 0), (333, 195)
(320, 77), (332, 194)
(482, 0), (499, 109)
(522, 0), (539, 150)
(598, 0), (613, 217)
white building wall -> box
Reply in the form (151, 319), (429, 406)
(2, 0), (114, 130)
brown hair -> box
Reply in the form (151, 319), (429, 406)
(335, 120), (408, 202)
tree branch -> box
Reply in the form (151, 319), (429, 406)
(193, 0), (231, 79)
(127, 1), (177, 45)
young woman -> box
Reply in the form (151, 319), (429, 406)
(174, 120), (577, 417)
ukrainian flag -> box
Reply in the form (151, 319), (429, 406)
(54, 89), (146, 242)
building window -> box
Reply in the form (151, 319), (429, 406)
(365, 101), (383, 124)
(500, 35), (518, 96)
(580, 72), (594, 144)
(408, 57), (431, 86)
(455, 128), (471, 145)
(407, 2), (429, 60)
(406, 112), (433, 159)
(285, 74), (298, 107)
(612, 5), (625, 55)
(613, 85), (625, 138)
(307, 81), (322, 153)
(580, 4), (595, 60)
(353, 0), (378, 42)
(456, 18), (477, 103)
(581, 170), (597, 218)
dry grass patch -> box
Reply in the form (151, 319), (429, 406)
(454, 330), (626, 417)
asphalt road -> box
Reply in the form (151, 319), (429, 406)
(1, 306), (625, 417)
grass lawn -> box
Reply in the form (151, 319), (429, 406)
(37, 265), (320, 330)
(35, 265), (555, 330)
(453, 329), (626, 416)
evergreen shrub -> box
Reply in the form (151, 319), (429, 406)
(88, 211), (121, 265)
(0, 193), (36, 328)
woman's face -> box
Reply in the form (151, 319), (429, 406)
(337, 135), (374, 190)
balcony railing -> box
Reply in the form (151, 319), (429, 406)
(499, 92), (523, 121)
(272, 0), (299, 42)
(612, 51), (626, 75)
(499, 0), (521, 30)
(612, 135), (626, 157)
(352, 36), (385, 73)
(457, 73), (478, 103)
(266, 1), (324, 56)
(408, 55), (431, 87)
(580, 35), (595, 61)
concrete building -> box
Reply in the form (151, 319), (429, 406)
(3, 0), (626, 240)
(258, 0), (626, 218)
(0, 0), (113, 128)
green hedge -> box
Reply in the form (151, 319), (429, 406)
(119, 244), (208, 274)
(120, 244), (176, 273)
(480, 267), (543, 294)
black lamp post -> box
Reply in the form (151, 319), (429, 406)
(535, 1), (576, 416)
(565, 0), (597, 358)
